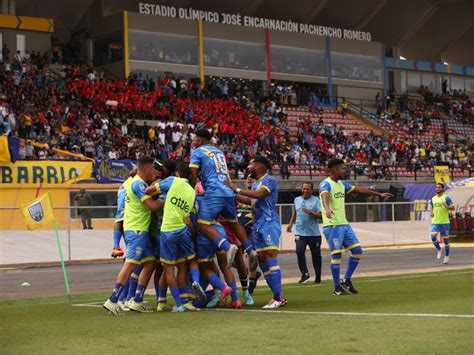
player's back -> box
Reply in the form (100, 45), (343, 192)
(252, 174), (279, 226)
(190, 145), (233, 197)
(160, 176), (196, 232)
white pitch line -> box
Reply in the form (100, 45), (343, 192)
(72, 303), (103, 308)
(209, 308), (474, 319)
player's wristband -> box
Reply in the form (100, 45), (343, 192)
(236, 188), (241, 194)
(155, 182), (160, 191)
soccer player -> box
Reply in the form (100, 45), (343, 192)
(103, 156), (163, 316)
(319, 159), (393, 296)
(227, 156), (287, 309)
(287, 182), (323, 284)
(430, 183), (455, 264)
(156, 163), (203, 312)
(189, 129), (257, 270)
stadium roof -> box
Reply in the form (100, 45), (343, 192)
(16, 0), (474, 66)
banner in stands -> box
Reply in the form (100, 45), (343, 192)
(434, 166), (450, 184)
(137, 2), (372, 41)
(0, 161), (93, 186)
(95, 160), (136, 183)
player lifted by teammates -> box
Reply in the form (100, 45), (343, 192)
(319, 159), (393, 296)
(430, 183), (455, 264)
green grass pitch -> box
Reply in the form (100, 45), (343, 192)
(1, 269), (473, 354)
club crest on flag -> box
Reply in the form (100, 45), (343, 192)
(28, 202), (45, 222)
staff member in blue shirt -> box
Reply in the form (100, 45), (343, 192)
(287, 182), (322, 284)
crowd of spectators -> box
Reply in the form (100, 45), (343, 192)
(0, 52), (472, 180)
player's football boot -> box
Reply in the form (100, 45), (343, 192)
(156, 302), (172, 312)
(206, 292), (221, 308)
(117, 300), (130, 311)
(341, 279), (358, 294)
(262, 298), (282, 309)
(103, 299), (123, 316)
(248, 250), (258, 272)
(437, 250), (442, 259)
(243, 292), (254, 305)
(333, 285), (349, 296)
(298, 273), (310, 284)
(191, 281), (207, 302)
(443, 256), (449, 264)
(315, 275), (322, 284)
(219, 285), (232, 303)
(130, 300), (154, 313)
(111, 247), (124, 258)
(226, 244), (238, 268)
(230, 299), (242, 309)
(279, 297), (288, 307)
(183, 302), (200, 312)
(171, 305), (186, 313)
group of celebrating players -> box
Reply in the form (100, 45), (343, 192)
(103, 127), (453, 315)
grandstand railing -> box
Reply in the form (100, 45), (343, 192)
(0, 201), (433, 264)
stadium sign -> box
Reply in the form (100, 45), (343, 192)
(138, 2), (372, 42)
(0, 161), (93, 186)
(94, 159), (136, 184)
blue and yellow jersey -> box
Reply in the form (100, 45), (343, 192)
(114, 182), (126, 221)
(123, 175), (151, 232)
(189, 145), (234, 197)
(319, 178), (354, 227)
(251, 174), (279, 227)
(155, 176), (196, 232)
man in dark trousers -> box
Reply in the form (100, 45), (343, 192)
(287, 182), (322, 284)
(74, 187), (93, 229)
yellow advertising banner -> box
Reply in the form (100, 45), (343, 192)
(0, 161), (92, 186)
(434, 166), (450, 184)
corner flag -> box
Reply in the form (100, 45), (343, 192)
(19, 193), (71, 301)
(19, 193), (55, 230)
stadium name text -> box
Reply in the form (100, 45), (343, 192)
(138, 3), (372, 41)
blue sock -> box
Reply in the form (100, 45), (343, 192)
(444, 240), (450, 256)
(431, 235), (441, 251)
(208, 273), (226, 291)
(118, 280), (129, 302)
(266, 259), (282, 300)
(134, 284), (146, 303)
(127, 266), (142, 300)
(113, 231), (122, 249)
(241, 240), (254, 254)
(179, 286), (189, 304)
(190, 267), (200, 285)
(213, 235), (230, 252)
(157, 287), (167, 303)
(228, 281), (239, 301)
(109, 282), (124, 303)
(344, 256), (360, 281)
(331, 254), (342, 287)
(170, 286), (182, 307)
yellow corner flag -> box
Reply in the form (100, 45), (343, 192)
(434, 166), (450, 184)
(19, 193), (55, 230)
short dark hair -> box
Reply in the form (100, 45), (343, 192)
(196, 128), (212, 141)
(436, 183), (445, 190)
(253, 155), (270, 170)
(137, 156), (154, 170)
(302, 182), (314, 189)
(155, 159), (177, 175)
(176, 163), (191, 180)
(328, 158), (345, 170)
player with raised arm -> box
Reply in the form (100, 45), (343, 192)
(430, 183), (455, 264)
(319, 159), (393, 296)
(189, 129), (257, 270)
(103, 156), (163, 316)
(227, 156), (287, 309)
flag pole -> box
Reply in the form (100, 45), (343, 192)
(49, 193), (72, 302)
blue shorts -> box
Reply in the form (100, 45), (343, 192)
(160, 226), (196, 265)
(323, 225), (360, 255)
(252, 221), (281, 252)
(115, 209), (124, 223)
(124, 230), (155, 264)
(197, 223), (226, 262)
(431, 224), (450, 237)
(150, 235), (161, 262)
(197, 195), (237, 224)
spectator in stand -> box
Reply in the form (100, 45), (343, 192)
(2, 44), (10, 62)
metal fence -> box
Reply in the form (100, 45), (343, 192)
(0, 201), (430, 265)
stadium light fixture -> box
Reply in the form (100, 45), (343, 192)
(443, 62), (448, 65)
(399, 56), (407, 60)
